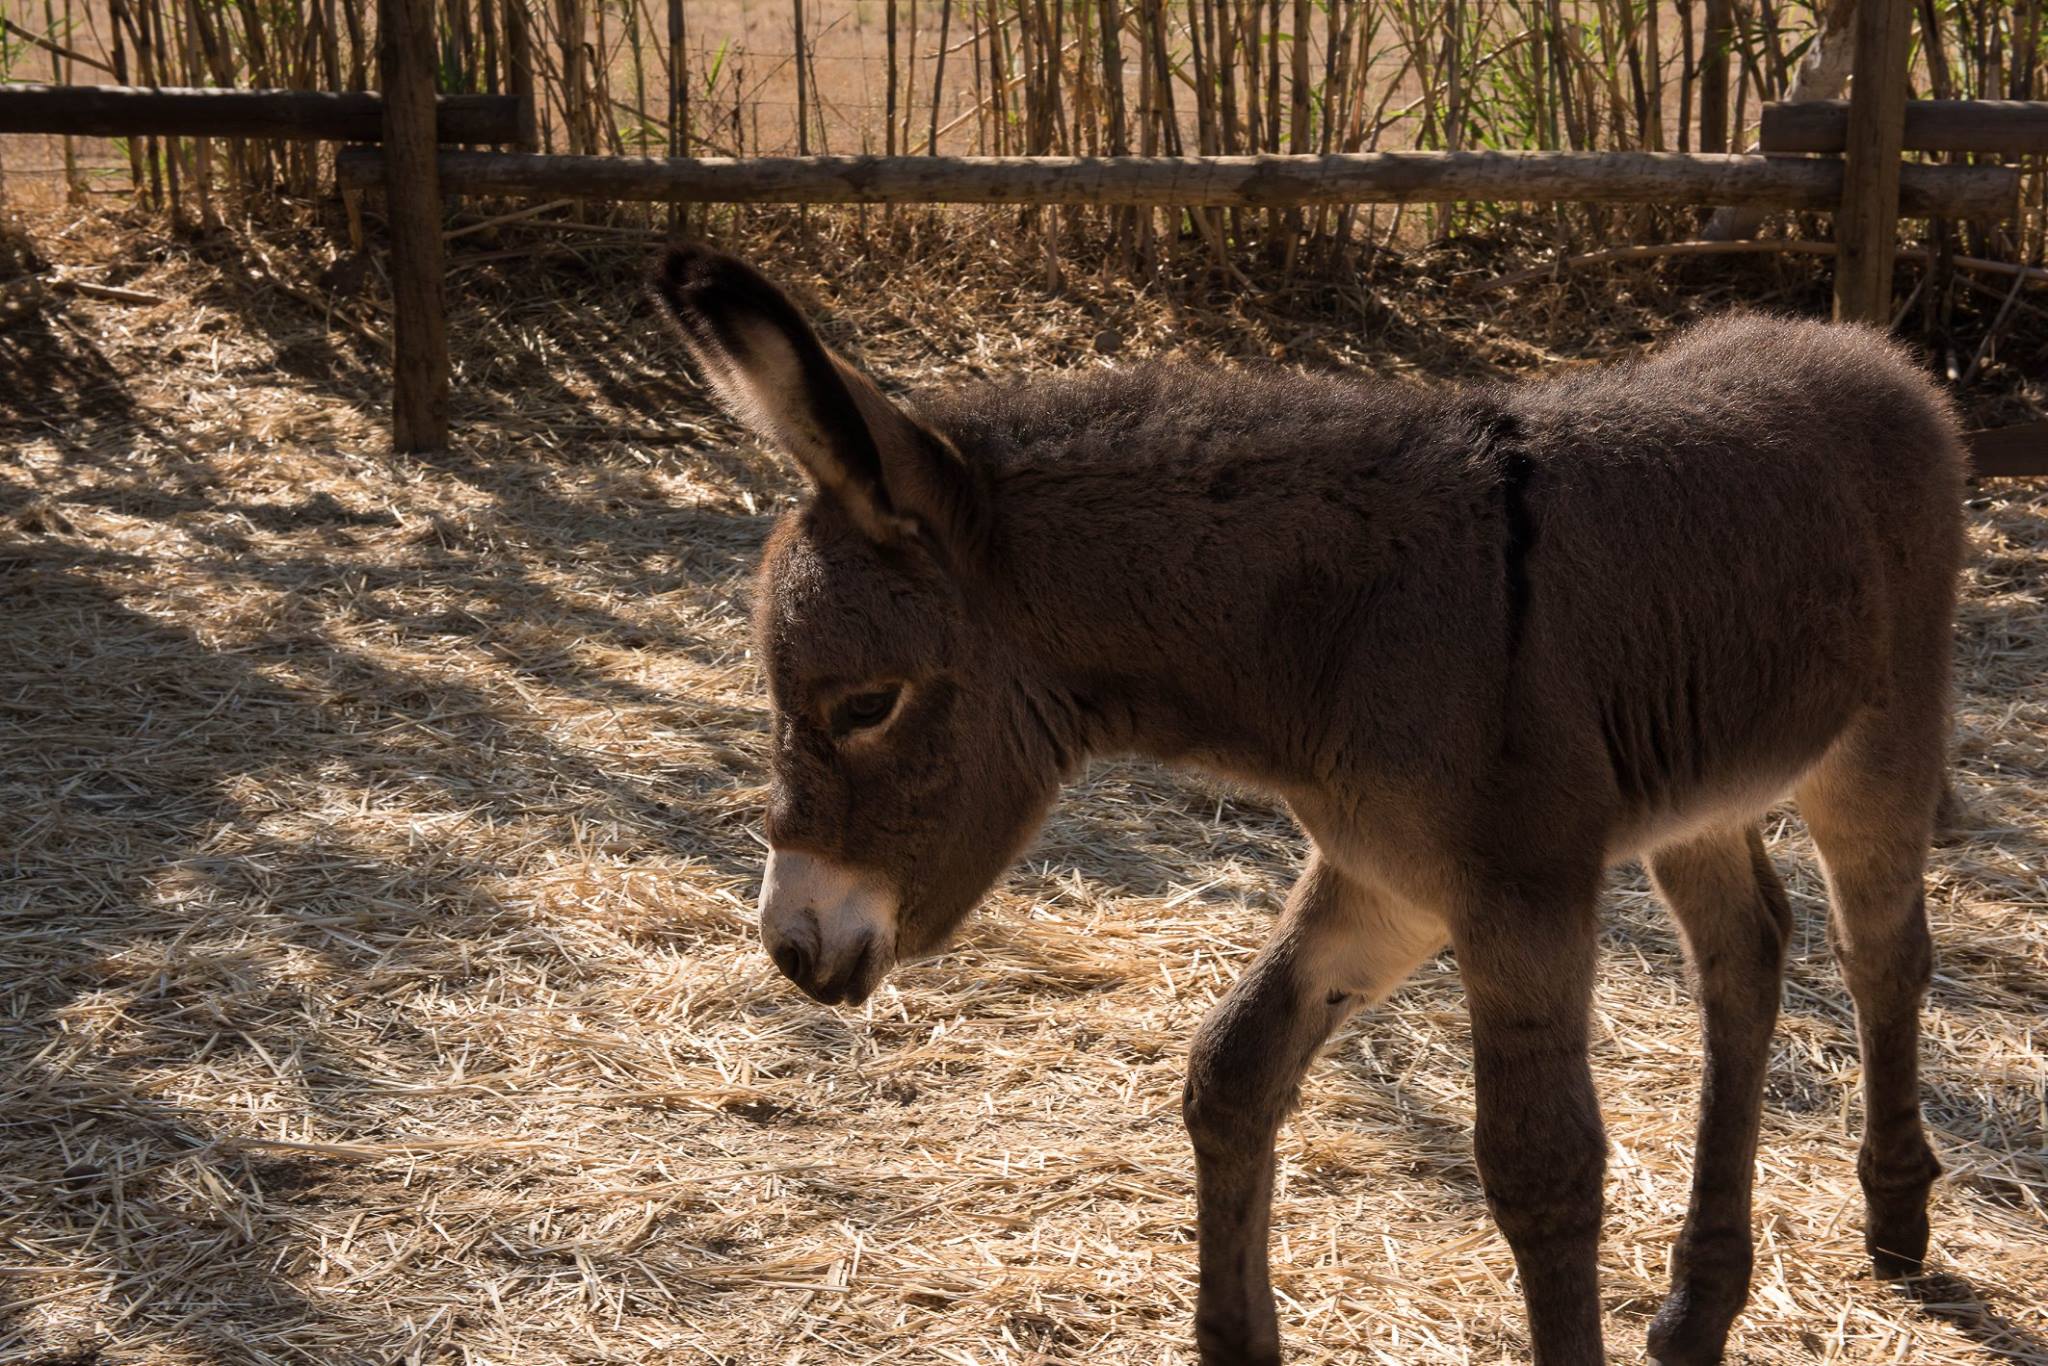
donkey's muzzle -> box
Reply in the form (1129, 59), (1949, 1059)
(758, 849), (899, 1006)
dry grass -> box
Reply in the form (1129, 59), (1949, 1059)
(0, 205), (2043, 1366)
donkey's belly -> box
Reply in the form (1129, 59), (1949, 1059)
(1601, 761), (1812, 862)
(1570, 584), (1876, 862)
(1586, 633), (1872, 860)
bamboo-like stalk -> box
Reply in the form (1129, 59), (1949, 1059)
(450, 0), (474, 92)
(1015, 0), (1038, 150)
(590, 0), (623, 155)
(147, 0), (177, 215)
(904, 0), (922, 154)
(929, 0), (954, 153)
(2015, 0), (2043, 97)
(623, 0), (649, 154)
(1677, 0), (1694, 152)
(1046, 0), (1068, 154)
(1644, 0), (1664, 149)
(1147, 0), (1180, 155)
(968, 1), (987, 153)
(507, 0), (537, 149)
(1215, 0), (1240, 153)
(184, 0), (216, 227)
(1446, 0), (1466, 151)
(121, 0), (161, 204)
(557, 0), (586, 153)
(1701, 0), (1730, 151)
(1922, 0), (1956, 100)
(887, 0), (902, 155)
(46, 0), (81, 203)
(480, 0), (500, 95)
(794, 0), (809, 156)
(343, 0), (369, 90)
(320, 0), (344, 95)
(109, 0), (145, 195)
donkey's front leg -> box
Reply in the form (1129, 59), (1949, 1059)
(1183, 851), (1446, 1366)
(1455, 887), (1608, 1366)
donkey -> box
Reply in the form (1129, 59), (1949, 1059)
(652, 244), (1964, 1366)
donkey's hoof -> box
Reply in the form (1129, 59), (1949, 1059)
(1195, 1344), (1280, 1366)
(1645, 1286), (1740, 1366)
(1194, 1318), (1281, 1366)
(1866, 1210), (1930, 1279)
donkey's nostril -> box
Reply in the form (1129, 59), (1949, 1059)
(771, 939), (811, 986)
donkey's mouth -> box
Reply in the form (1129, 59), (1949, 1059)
(759, 848), (901, 1006)
(802, 933), (895, 1007)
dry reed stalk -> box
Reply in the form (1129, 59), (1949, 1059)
(51, 0), (79, 202)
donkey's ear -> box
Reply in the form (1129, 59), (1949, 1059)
(652, 244), (980, 550)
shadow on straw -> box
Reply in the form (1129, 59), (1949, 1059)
(1895, 1270), (2048, 1366)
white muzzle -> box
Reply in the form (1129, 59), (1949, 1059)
(758, 849), (900, 1006)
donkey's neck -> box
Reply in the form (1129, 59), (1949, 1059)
(946, 366), (1490, 789)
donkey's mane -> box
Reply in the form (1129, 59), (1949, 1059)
(906, 312), (1927, 485)
(912, 360), (1440, 469)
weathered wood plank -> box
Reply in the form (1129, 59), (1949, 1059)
(0, 82), (520, 143)
(1763, 99), (2048, 154)
(1965, 423), (2048, 478)
(332, 148), (2017, 218)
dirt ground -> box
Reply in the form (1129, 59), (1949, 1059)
(0, 206), (2043, 1366)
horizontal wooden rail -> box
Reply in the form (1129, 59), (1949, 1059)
(334, 148), (2018, 218)
(1763, 98), (2048, 154)
(1965, 422), (2048, 478)
(0, 83), (522, 143)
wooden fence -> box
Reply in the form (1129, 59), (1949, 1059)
(1762, 99), (2048, 154)
(0, 84), (523, 143)
(0, 0), (2042, 475)
(329, 147), (2015, 216)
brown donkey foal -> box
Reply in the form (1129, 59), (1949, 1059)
(653, 245), (1964, 1365)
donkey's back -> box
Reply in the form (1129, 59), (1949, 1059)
(922, 314), (1966, 861)
(1506, 313), (1964, 568)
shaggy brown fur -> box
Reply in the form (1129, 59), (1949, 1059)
(652, 243), (1966, 1366)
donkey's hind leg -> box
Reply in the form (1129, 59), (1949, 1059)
(1797, 716), (1946, 1278)
(1644, 824), (1792, 1366)
(1446, 854), (1611, 1366)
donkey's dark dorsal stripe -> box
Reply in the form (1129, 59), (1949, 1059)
(657, 247), (1966, 1366)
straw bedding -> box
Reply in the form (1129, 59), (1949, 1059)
(0, 208), (2042, 1365)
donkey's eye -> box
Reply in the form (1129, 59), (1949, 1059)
(834, 688), (901, 733)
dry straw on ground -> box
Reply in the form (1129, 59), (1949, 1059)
(0, 207), (2043, 1365)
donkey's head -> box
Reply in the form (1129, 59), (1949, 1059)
(654, 245), (1064, 1006)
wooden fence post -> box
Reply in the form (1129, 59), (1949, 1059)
(1833, 0), (1911, 322)
(381, 0), (450, 453)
